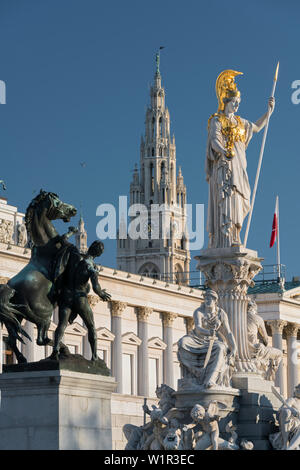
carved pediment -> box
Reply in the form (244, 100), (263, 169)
(96, 327), (115, 342)
(65, 322), (87, 336)
(148, 336), (167, 350)
(122, 332), (142, 346)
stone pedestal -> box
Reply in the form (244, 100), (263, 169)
(196, 246), (262, 373)
(232, 374), (282, 450)
(0, 369), (117, 450)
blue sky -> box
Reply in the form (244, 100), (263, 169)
(0, 0), (299, 279)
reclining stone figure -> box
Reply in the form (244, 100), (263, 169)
(247, 300), (282, 381)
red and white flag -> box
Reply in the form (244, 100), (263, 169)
(269, 196), (279, 248)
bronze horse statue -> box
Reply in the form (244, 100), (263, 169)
(0, 190), (77, 363)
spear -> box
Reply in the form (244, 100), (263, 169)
(243, 62), (279, 248)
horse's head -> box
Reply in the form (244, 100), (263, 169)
(25, 190), (77, 245)
(45, 192), (77, 223)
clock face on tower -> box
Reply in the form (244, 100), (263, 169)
(142, 220), (157, 238)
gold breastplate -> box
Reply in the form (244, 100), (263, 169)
(208, 113), (246, 159)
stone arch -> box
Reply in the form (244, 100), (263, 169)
(139, 262), (160, 280)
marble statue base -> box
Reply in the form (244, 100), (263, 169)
(232, 373), (282, 450)
(0, 369), (117, 450)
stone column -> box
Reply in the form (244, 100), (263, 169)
(110, 301), (127, 394)
(21, 321), (35, 363)
(162, 312), (177, 389)
(286, 323), (299, 397)
(196, 246), (262, 373)
(83, 334), (92, 360)
(137, 307), (152, 397)
(267, 320), (287, 393)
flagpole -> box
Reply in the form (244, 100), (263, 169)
(243, 62), (279, 248)
(276, 195), (281, 280)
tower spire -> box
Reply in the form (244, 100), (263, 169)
(154, 47), (164, 87)
(155, 51), (161, 76)
(75, 206), (88, 254)
(117, 52), (190, 284)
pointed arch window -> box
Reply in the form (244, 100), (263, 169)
(159, 116), (162, 137)
(151, 117), (155, 139)
(161, 162), (165, 181)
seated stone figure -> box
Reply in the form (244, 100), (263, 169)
(247, 300), (282, 381)
(270, 384), (300, 450)
(177, 289), (237, 389)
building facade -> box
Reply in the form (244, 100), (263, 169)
(1, 197), (300, 449)
(117, 55), (190, 284)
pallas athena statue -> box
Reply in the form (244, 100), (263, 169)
(206, 70), (275, 248)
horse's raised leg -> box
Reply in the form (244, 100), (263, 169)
(6, 325), (27, 364)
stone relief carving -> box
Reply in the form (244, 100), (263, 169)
(201, 259), (261, 294)
(0, 219), (13, 244)
(123, 394), (253, 451)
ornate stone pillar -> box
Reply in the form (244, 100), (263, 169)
(267, 320), (287, 393)
(110, 301), (127, 393)
(162, 312), (177, 389)
(196, 246), (262, 373)
(286, 323), (299, 397)
(137, 307), (152, 397)
(21, 321), (35, 363)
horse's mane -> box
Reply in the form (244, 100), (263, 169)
(25, 190), (58, 236)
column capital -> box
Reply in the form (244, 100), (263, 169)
(136, 306), (153, 322)
(162, 312), (178, 327)
(87, 294), (99, 307)
(285, 322), (300, 338)
(110, 300), (127, 317)
(267, 319), (287, 335)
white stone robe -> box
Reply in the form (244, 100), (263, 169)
(205, 116), (253, 248)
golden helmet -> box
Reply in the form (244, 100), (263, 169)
(216, 70), (243, 112)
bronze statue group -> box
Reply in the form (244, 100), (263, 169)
(0, 190), (111, 364)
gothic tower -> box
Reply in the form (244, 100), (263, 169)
(117, 54), (190, 283)
(75, 215), (88, 254)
